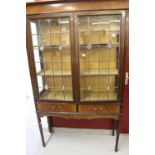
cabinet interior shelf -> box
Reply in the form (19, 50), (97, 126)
(79, 30), (120, 33)
(79, 43), (119, 49)
(40, 90), (73, 101)
(40, 89), (117, 101)
(81, 92), (117, 101)
(37, 70), (72, 76)
(32, 31), (70, 35)
(41, 88), (72, 91)
(81, 70), (118, 76)
(32, 30), (119, 35)
(33, 43), (119, 50)
(33, 45), (70, 49)
(37, 69), (118, 76)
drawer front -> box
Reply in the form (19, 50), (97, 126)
(79, 104), (120, 113)
(37, 103), (76, 113)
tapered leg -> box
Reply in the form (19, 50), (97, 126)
(112, 119), (115, 136)
(47, 116), (53, 133)
(37, 115), (46, 147)
(115, 120), (120, 152)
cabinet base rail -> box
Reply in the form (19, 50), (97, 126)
(36, 111), (122, 116)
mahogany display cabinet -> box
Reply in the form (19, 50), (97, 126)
(26, 0), (129, 152)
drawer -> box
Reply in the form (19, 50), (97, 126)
(79, 104), (120, 113)
(37, 103), (76, 113)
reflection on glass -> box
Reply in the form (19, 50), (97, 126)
(30, 17), (73, 101)
(79, 15), (121, 101)
(32, 35), (39, 46)
(30, 21), (38, 34)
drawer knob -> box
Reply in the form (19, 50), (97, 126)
(52, 105), (61, 111)
(52, 106), (58, 111)
(100, 107), (103, 111)
(58, 106), (61, 110)
(93, 107), (98, 111)
(52, 106), (56, 110)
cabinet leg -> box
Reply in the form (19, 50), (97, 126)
(115, 120), (120, 152)
(47, 116), (53, 133)
(112, 119), (115, 136)
(37, 115), (46, 147)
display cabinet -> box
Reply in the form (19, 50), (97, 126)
(26, 0), (129, 152)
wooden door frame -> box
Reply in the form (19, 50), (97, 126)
(73, 10), (126, 104)
(26, 12), (77, 104)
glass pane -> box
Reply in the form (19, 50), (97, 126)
(99, 91), (108, 101)
(32, 35), (39, 46)
(90, 16), (110, 31)
(110, 16), (121, 31)
(50, 19), (59, 33)
(40, 20), (50, 34)
(30, 21), (38, 35)
(42, 47), (52, 63)
(79, 31), (109, 44)
(109, 91), (118, 100)
(110, 32), (120, 44)
(40, 34), (50, 46)
(110, 16), (120, 44)
(64, 92), (73, 101)
(62, 48), (71, 62)
(79, 17), (88, 31)
(81, 90), (89, 101)
(33, 47), (41, 63)
(30, 17), (73, 101)
(59, 18), (70, 32)
(79, 15), (121, 101)
(50, 18), (70, 33)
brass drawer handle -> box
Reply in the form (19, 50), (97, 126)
(52, 105), (61, 111)
(58, 106), (61, 110)
(99, 107), (103, 111)
(93, 107), (103, 111)
(52, 106), (56, 110)
(52, 106), (58, 111)
(93, 107), (98, 111)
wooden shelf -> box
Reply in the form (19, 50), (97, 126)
(32, 31), (70, 35)
(40, 90), (117, 101)
(81, 70), (118, 76)
(79, 30), (120, 33)
(33, 45), (70, 48)
(81, 92), (117, 101)
(37, 70), (71, 76)
(37, 69), (118, 76)
(80, 43), (120, 48)
(40, 90), (73, 101)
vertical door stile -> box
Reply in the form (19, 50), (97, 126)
(29, 13), (76, 102)
(73, 13), (81, 109)
(26, 17), (40, 101)
(70, 13), (78, 105)
(118, 11), (126, 103)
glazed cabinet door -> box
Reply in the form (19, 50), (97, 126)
(27, 14), (76, 102)
(75, 11), (125, 103)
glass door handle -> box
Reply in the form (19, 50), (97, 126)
(125, 72), (129, 85)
